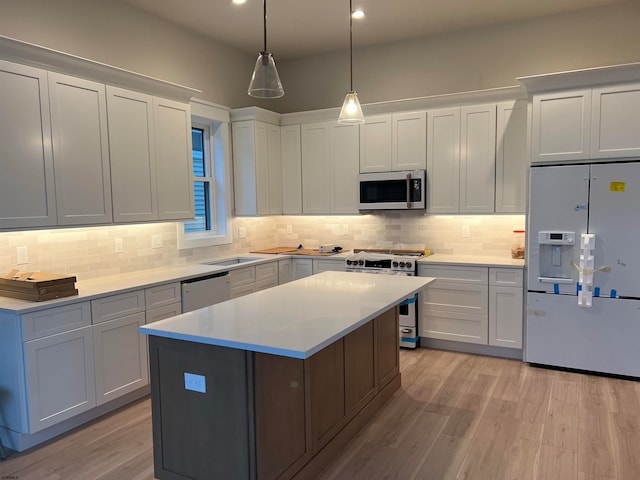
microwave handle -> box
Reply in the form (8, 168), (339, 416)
(406, 173), (411, 208)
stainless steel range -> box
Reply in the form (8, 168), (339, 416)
(345, 249), (426, 348)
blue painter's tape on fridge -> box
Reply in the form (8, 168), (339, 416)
(553, 283), (560, 294)
(577, 283), (582, 292)
(610, 289), (617, 298)
(594, 287), (600, 297)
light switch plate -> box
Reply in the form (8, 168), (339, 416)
(115, 238), (124, 253)
(238, 227), (247, 239)
(286, 224), (293, 234)
(17, 246), (28, 264)
(184, 372), (206, 393)
(461, 225), (471, 238)
(152, 234), (163, 249)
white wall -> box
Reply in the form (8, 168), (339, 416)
(275, 1), (640, 112)
(2, 1), (640, 112)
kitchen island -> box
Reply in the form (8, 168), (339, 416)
(140, 271), (433, 480)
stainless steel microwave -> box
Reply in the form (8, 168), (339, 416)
(359, 170), (426, 210)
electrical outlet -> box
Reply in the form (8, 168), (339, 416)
(17, 246), (28, 264)
(238, 227), (247, 239)
(462, 225), (471, 238)
(341, 224), (350, 235)
(115, 238), (124, 253)
(184, 372), (206, 393)
(152, 234), (163, 248)
(286, 224), (293, 234)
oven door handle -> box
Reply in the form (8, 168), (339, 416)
(406, 173), (411, 208)
(401, 328), (413, 334)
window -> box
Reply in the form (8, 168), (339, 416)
(177, 101), (232, 249)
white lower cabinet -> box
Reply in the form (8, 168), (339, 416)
(230, 261), (279, 298)
(312, 258), (346, 273)
(278, 259), (292, 284)
(93, 312), (148, 406)
(419, 265), (523, 350)
(292, 258), (313, 280)
(292, 257), (345, 280)
(24, 324), (96, 433)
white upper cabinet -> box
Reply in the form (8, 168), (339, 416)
(359, 112), (426, 173)
(153, 97), (194, 221)
(590, 82), (640, 158)
(495, 100), (528, 213)
(106, 86), (157, 223)
(531, 89), (591, 163)
(233, 120), (282, 216)
(427, 105), (498, 214)
(0, 61), (57, 229)
(459, 105), (496, 213)
(359, 116), (392, 173)
(281, 125), (302, 214)
(48, 72), (113, 226)
(392, 111), (427, 171)
(427, 108), (460, 214)
(302, 122), (359, 214)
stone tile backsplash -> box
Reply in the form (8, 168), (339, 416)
(0, 214), (524, 281)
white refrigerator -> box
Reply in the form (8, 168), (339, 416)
(526, 161), (640, 377)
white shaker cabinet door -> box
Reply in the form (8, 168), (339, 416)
(266, 123), (283, 214)
(153, 97), (194, 221)
(24, 326), (96, 433)
(93, 312), (148, 406)
(460, 104), (496, 213)
(107, 86), (157, 223)
(359, 115), (392, 173)
(331, 123), (359, 214)
(531, 89), (591, 163)
(489, 285), (523, 349)
(392, 111), (426, 171)
(48, 72), (112, 225)
(0, 61), (57, 229)
(495, 100), (528, 213)
(427, 108), (460, 213)
(302, 123), (332, 214)
(281, 125), (302, 214)
(591, 83), (640, 159)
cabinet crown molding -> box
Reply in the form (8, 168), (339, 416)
(518, 62), (640, 93)
(0, 35), (200, 102)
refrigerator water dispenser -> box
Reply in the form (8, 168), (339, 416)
(537, 231), (576, 283)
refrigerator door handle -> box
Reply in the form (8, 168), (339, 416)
(538, 276), (574, 284)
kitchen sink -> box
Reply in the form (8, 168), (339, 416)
(203, 256), (263, 266)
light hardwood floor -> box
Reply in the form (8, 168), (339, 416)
(1, 348), (639, 480)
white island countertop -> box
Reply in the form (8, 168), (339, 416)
(141, 271), (434, 359)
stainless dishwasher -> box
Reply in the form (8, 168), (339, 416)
(181, 272), (231, 312)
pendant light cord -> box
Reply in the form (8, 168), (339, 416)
(263, 0), (268, 53)
(349, 0), (353, 91)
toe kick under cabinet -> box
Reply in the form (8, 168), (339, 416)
(418, 264), (523, 350)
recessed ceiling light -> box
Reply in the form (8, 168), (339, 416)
(352, 9), (365, 19)
(232, 0), (247, 5)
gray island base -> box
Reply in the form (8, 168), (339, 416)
(141, 272), (433, 479)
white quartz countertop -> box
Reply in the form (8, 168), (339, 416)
(0, 252), (351, 314)
(140, 271), (434, 359)
(419, 253), (525, 268)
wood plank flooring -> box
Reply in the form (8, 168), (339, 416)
(1, 348), (639, 480)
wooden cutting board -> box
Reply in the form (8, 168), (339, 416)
(287, 249), (339, 256)
(250, 247), (299, 254)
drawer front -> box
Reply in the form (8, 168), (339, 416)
(489, 268), (523, 287)
(418, 265), (488, 284)
(255, 262), (278, 282)
(422, 282), (488, 315)
(312, 259), (345, 273)
(255, 277), (278, 292)
(22, 302), (91, 341)
(420, 309), (488, 344)
(146, 302), (182, 324)
(91, 290), (145, 324)
(231, 283), (256, 299)
(230, 266), (256, 288)
(145, 282), (181, 309)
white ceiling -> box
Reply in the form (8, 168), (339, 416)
(122, 0), (628, 60)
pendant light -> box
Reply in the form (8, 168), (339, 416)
(248, 0), (284, 98)
(338, 0), (364, 124)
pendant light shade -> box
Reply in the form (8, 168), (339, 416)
(338, 0), (364, 124)
(338, 91), (364, 124)
(248, 0), (284, 98)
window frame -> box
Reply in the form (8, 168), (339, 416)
(177, 100), (233, 249)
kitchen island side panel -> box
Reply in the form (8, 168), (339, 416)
(149, 336), (253, 480)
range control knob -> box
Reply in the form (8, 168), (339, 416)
(358, 260), (364, 266)
(392, 261), (399, 268)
